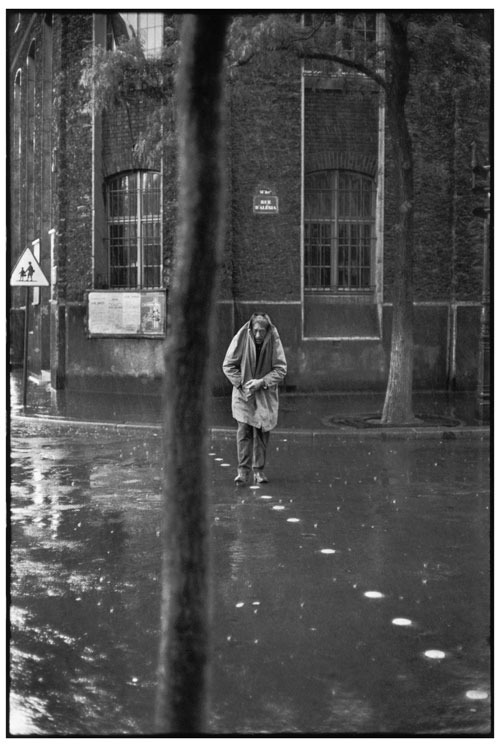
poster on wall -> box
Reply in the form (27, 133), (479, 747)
(87, 290), (166, 337)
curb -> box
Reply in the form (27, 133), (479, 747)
(11, 414), (161, 431)
(211, 426), (490, 441)
(11, 414), (490, 440)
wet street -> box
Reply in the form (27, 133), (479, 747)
(9, 418), (490, 735)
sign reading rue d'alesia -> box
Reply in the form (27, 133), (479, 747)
(253, 188), (279, 214)
(10, 247), (49, 287)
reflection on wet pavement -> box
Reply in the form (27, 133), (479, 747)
(10, 420), (490, 735)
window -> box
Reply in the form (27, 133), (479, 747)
(302, 12), (377, 74)
(12, 70), (22, 267)
(304, 171), (375, 292)
(106, 171), (162, 288)
(26, 42), (36, 243)
(108, 13), (163, 58)
(14, 70), (21, 158)
(339, 13), (376, 64)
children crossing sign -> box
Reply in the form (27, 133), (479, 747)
(10, 247), (49, 287)
(11, 247), (49, 409)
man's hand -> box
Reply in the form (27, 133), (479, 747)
(245, 378), (264, 393)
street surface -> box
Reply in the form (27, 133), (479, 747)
(9, 418), (490, 735)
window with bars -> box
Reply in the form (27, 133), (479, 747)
(304, 170), (375, 292)
(106, 171), (162, 289)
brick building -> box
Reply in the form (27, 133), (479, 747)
(7, 11), (490, 395)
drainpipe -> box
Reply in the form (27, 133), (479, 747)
(471, 141), (490, 418)
(447, 93), (459, 391)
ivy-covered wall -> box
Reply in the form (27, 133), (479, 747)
(54, 13), (94, 303)
(228, 52), (302, 301)
(304, 81), (379, 161)
(8, 11), (490, 392)
(383, 18), (490, 303)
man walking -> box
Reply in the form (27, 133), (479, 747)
(222, 312), (287, 485)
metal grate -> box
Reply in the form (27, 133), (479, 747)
(106, 171), (162, 289)
(304, 170), (375, 292)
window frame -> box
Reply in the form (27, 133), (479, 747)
(304, 169), (376, 294)
(105, 170), (163, 290)
(302, 12), (377, 75)
(107, 12), (163, 58)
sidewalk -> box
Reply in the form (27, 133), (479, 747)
(10, 369), (489, 440)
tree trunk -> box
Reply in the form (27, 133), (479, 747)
(381, 15), (417, 425)
(155, 13), (229, 734)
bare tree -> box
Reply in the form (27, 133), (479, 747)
(155, 13), (229, 734)
(379, 14), (416, 423)
(300, 14), (416, 422)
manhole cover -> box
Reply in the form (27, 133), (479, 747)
(322, 413), (464, 429)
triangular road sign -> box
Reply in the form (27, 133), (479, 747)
(10, 248), (49, 287)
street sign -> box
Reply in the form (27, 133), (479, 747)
(253, 187), (279, 214)
(253, 195), (279, 213)
(10, 247), (49, 287)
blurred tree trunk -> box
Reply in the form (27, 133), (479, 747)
(155, 13), (229, 734)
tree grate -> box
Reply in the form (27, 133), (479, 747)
(321, 413), (464, 429)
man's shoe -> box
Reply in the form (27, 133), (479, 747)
(234, 469), (248, 486)
(254, 470), (268, 484)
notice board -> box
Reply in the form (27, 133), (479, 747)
(87, 290), (166, 337)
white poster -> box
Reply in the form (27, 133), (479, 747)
(88, 291), (165, 336)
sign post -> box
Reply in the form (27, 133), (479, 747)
(22, 286), (31, 408)
(10, 247), (49, 409)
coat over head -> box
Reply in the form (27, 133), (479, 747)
(222, 313), (287, 431)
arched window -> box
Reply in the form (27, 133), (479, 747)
(304, 170), (375, 292)
(12, 70), (22, 260)
(41, 13), (53, 236)
(107, 13), (163, 58)
(26, 41), (36, 243)
(303, 12), (376, 73)
(14, 69), (21, 158)
(351, 13), (376, 63)
(106, 171), (162, 288)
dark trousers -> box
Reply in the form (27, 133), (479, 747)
(236, 421), (270, 472)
